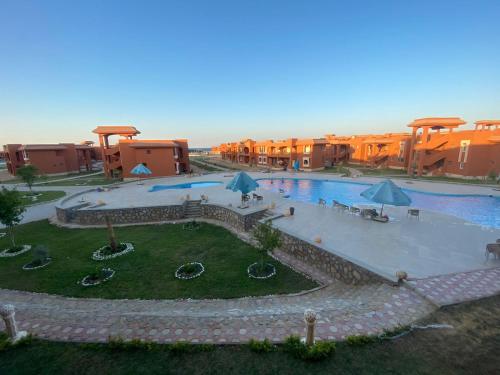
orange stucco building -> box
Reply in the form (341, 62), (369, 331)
(93, 126), (190, 179)
(219, 138), (328, 171)
(215, 117), (500, 178)
(2, 143), (95, 176)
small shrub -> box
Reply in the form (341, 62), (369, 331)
(346, 335), (376, 346)
(248, 338), (274, 353)
(169, 341), (193, 354)
(283, 335), (335, 361)
(378, 325), (411, 340)
(198, 343), (215, 352)
(107, 336), (157, 351)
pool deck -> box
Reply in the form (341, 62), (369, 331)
(58, 171), (500, 281)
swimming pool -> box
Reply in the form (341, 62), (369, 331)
(149, 181), (222, 192)
(257, 178), (500, 228)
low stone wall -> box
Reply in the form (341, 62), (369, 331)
(56, 201), (267, 231)
(201, 204), (267, 232)
(279, 231), (388, 285)
(56, 204), (185, 225)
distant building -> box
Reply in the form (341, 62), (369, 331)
(2, 143), (94, 176)
(92, 126), (190, 179)
(214, 117), (500, 178)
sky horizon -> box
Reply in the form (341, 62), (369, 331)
(1, 0), (499, 147)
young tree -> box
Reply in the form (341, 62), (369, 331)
(105, 215), (117, 252)
(252, 221), (282, 272)
(17, 165), (38, 193)
(0, 188), (26, 248)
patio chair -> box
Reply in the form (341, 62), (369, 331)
(349, 206), (361, 214)
(253, 193), (264, 203)
(318, 198), (327, 207)
(407, 208), (420, 220)
(485, 242), (500, 260)
(361, 208), (378, 219)
(200, 194), (209, 202)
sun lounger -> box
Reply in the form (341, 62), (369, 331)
(361, 208), (377, 219)
(200, 194), (209, 202)
(318, 198), (327, 207)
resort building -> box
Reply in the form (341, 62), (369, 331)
(220, 138), (329, 171)
(93, 126), (190, 179)
(2, 143), (95, 176)
(214, 117), (500, 178)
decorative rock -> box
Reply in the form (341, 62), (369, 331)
(0, 304), (27, 343)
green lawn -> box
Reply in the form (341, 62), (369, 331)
(19, 191), (66, 206)
(189, 158), (222, 172)
(0, 220), (317, 299)
(0, 172), (119, 186)
(1, 295), (499, 375)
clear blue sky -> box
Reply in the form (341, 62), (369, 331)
(1, 0), (499, 147)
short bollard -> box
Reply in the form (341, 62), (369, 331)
(0, 304), (27, 343)
(304, 309), (317, 346)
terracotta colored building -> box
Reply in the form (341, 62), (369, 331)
(220, 137), (328, 171)
(93, 126), (190, 179)
(2, 143), (94, 176)
(215, 117), (500, 178)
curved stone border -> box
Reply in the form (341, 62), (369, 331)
(92, 243), (134, 261)
(247, 262), (276, 279)
(80, 268), (115, 287)
(0, 245), (32, 258)
(22, 258), (52, 271)
(175, 262), (205, 280)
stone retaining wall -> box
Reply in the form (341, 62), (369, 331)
(56, 202), (267, 231)
(201, 204), (267, 232)
(279, 231), (388, 285)
(56, 205), (185, 225)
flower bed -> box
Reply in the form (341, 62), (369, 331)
(175, 262), (205, 280)
(22, 257), (52, 270)
(92, 243), (134, 261)
(247, 262), (276, 279)
(0, 245), (32, 258)
(80, 268), (115, 287)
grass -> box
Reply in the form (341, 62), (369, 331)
(0, 295), (499, 374)
(189, 158), (222, 172)
(1, 172), (119, 186)
(0, 220), (317, 299)
(19, 191), (66, 206)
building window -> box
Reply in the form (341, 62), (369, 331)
(303, 157), (310, 167)
(459, 162), (465, 170)
(146, 149), (151, 154)
(304, 145), (311, 154)
(458, 140), (470, 163)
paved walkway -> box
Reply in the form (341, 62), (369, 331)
(408, 267), (500, 307)
(0, 282), (433, 344)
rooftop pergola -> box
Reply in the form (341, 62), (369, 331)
(408, 117), (466, 132)
(474, 119), (500, 130)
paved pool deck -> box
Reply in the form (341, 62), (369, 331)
(58, 171), (500, 281)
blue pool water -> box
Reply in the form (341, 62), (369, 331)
(149, 181), (222, 192)
(257, 178), (500, 228)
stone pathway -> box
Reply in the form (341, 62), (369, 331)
(408, 267), (500, 307)
(0, 281), (433, 344)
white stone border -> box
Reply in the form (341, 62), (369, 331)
(92, 243), (134, 261)
(175, 262), (205, 280)
(247, 262), (276, 279)
(0, 245), (32, 258)
(22, 258), (52, 271)
(80, 268), (115, 287)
